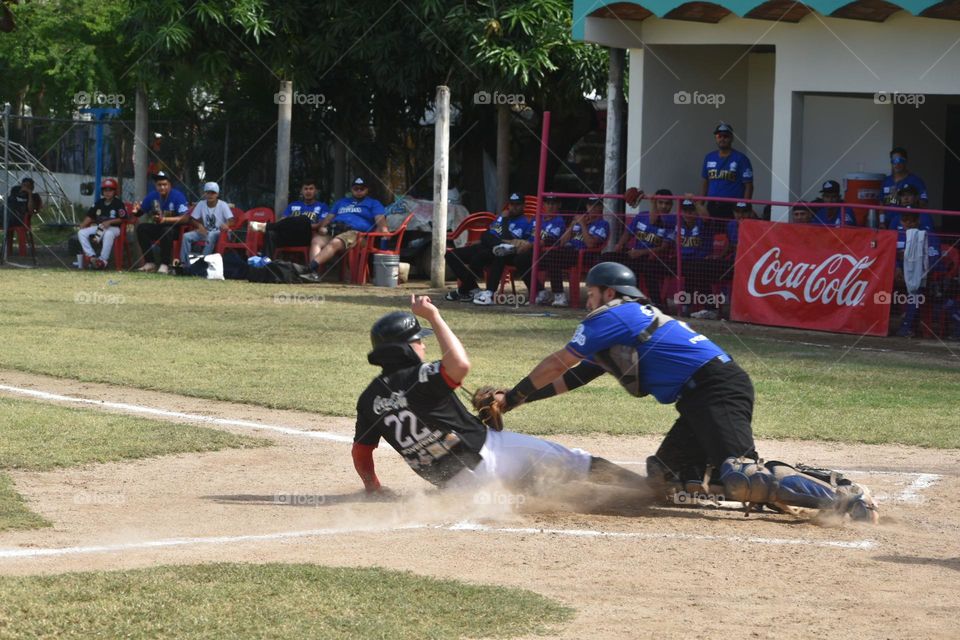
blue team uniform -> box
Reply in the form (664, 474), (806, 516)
(881, 173), (928, 204)
(329, 196), (385, 231)
(886, 209), (934, 232)
(489, 214), (533, 241)
(281, 200), (329, 223)
(895, 224), (942, 270)
(701, 150), (753, 199)
(726, 220), (740, 247)
(567, 218), (609, 249)
(565, 302), (729, 404)
(625, 213), (668, 250)
(813, 206), (857, 227)
(539, 215), (566, 244)
(666, 219), (710, 259)
(141, 189), (189, 216)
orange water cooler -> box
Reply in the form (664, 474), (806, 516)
(844, 172), (884, 226)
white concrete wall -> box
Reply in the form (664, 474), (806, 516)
(632, 44), (754, 195)
(745, 52), (774, 202)
(799, 95), (893, 200)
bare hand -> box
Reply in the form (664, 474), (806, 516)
(410, 294), (439, 321)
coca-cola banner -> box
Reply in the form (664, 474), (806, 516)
(731, 220), (897, 336)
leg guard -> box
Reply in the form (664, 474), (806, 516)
(720, 458), (879, 522)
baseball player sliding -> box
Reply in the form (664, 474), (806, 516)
(489, 262), (879, 523)
(351, 296), (649, 496)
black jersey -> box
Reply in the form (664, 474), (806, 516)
(354, 360), (487, 486)
(85, 197), (127, 223)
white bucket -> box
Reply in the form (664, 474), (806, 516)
(372, 254), (400, 287)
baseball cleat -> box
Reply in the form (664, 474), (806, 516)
(473, 290), (494, 306)
(492, 243), (516, 257)
(535, 289), (553, 305)
(551, 292), (568, 307)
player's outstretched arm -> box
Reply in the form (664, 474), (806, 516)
(503, 348), (582, 410)
(410, 294), (470, 384)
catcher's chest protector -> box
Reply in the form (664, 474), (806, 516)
(588, 300), (673, 398)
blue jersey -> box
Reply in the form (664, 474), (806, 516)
(540, 215), (566, 244)
(701, 150), (753, 199)
(667, 219), (709, 258)
(567, 218), (609, 249)
(489, 214), (533, 241)
(281, 200), (329, 223)
(330, 196), (385, 232)
(566, 302), (728, 404)
(625, 213), (668, 250)
(141, 189), (189, 216)
(813, 206), (856, 227)
(881, 173), (928, 205)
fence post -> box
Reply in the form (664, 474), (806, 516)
(274, 80), (293, 215)
(431, 86), (450, 289)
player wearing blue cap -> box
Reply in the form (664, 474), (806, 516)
(492, 262), (879, 522)
(700, 123), (753, 220)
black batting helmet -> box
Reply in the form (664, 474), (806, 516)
(586, 262), (645, 299)
(370, 311), (433, 348)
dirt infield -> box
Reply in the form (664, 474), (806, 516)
(1, 369), (958, 639)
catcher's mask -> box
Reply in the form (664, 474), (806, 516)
(369, 311), (433, 349)
(586, 262), (646, 299)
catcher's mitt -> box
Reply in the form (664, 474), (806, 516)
(472, 386), (507, 431)
(624, 187), (642, 208)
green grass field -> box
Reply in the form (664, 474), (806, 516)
(0, 563), (571, 639)
(0, 395), (268, 531)
(1, 270), (958, 447)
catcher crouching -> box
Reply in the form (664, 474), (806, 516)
(351, 296), (649, 496)
(493, 261), (879, 524)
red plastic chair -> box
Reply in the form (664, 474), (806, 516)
(353, 213), (416, 285)
(240, 207), (275, 256)
(447, 212), (496, 250)
(214, 209), (249, 256)
(523, 196), (538, 217)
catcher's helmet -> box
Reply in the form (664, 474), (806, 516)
(586, 262), (645, 299)
(370, 311), (433, 348)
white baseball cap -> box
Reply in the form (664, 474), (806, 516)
(203, 182), (220, 194)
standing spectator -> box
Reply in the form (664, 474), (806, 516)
(5, 177), (42, 232)
(77, 178), (126, 269)
(886, 184), (934, 232)
(132, 171), (190, 273)
(881, 147), (928, 212)
(300, 177), (387, 281)
(700, 123), (753, 220)
(893, 210), (942, 337)
(533, 197), (609, 308)
(813, 180), (856, 227)
(444, 193), (528, 303)
(256, 179), (329, 258)
(179, 182), (234, 264)
(607, 188), (674, 305)
(473, 194), (537, 306)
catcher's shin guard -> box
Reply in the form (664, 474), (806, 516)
(720, 458), (879, 522)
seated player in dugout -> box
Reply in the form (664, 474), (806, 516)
(616, 187), (677, 306)
(252, 179), (330, 258)
(492, 262), (880, 523)
(527, 196), (609, 308)
(352, 295), (650, 496)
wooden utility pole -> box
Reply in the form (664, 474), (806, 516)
(431, 86), (451, 288)
(603, 48), (626, 250)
